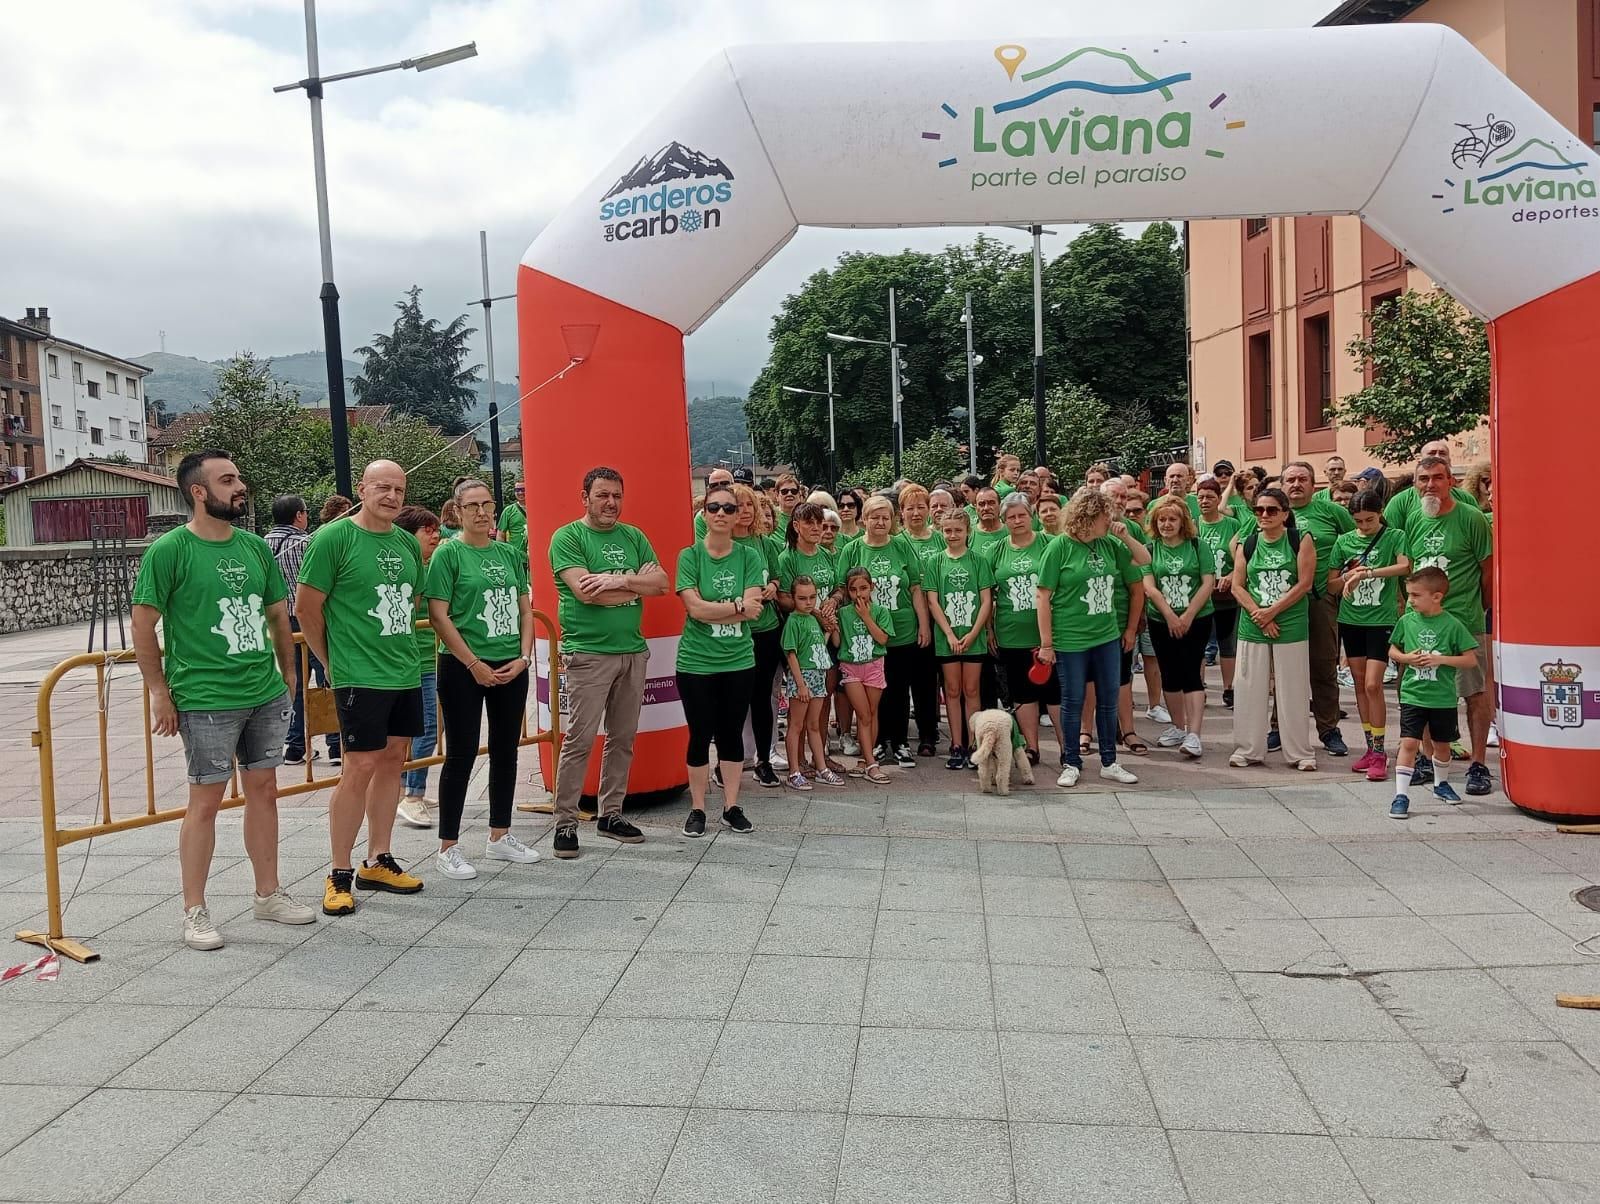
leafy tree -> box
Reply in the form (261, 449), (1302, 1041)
(688, 394), (751, 466)
(352, 286), (482, 435)
(852, 432), (967, 492)
(1337, 291), (1490, 464)
(997, 382), (1117, 485)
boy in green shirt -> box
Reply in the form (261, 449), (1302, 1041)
(1387, 566), (1479, 820)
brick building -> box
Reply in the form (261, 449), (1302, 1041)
(0, 317), (46, 482)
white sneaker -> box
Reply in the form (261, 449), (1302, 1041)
(1487, 722), (1500, 748)
(1156, 725), (1187, 748)
(1040, 712), (1053, 728)
(771, 749), (789, 772)
(1146, 705), (1172, 724)
(1336, 665), (1354, 689)
(1383, 662), (1398, 684)
(1228, 750), (1255, 768)
(1181, 732), (1203, 759)
(183, 904), (223, 951)
(1056, 764), (1081, 788)
(1099, 762), (1139, 784)
(396, 796), (434, 828)
(843, 735), (861, 756)
(436, 845), (478, 880)
(252, 888), (316, 926)
(485, 833), (540, 864)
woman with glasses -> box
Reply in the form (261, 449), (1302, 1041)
(424, 480), (539, 879)
(1230, 487), (1320, 771)
(731, 484), (785, 789)
(772, 474), (804, 537)
(1196, 476), (1243, 710)
(898, 485), (945, 758)
(675, 484), (764, 837)
(836, 489), (865, 544)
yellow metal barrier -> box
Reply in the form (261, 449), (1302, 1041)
(17, 614), (563, 964)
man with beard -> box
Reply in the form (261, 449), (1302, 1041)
(548, 467), (669, 858)
(1384, 439), (1478, 533)
(1405, 455), (1495, 795)
(298, 459), (427, 915)
(132, 450), (316, 950)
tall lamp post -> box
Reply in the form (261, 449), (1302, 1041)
(781, 351), (839, 492)
(827, 298), (907, 478)
(467, 229), (515, 505)
(958, 292), (986, 475)
(274, 1), (476, 496)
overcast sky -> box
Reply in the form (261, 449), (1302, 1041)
(6, 0), (1334, 394)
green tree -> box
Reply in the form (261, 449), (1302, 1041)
(997, 382), (1116, 485)
(352, 286), (482, 435)
(852, 432), (967, 492)
(1337, 290), (1490, 464)
(688, 394), (751, 466)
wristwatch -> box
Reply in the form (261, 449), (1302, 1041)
(734, 598), (746, 616)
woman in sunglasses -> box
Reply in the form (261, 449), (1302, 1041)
(1230, 487), (1320, 771)
(674, 484), (765, 837)
(836, 488), (865, 544)
(772, 473), (805, 538)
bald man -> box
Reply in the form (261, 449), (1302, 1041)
(298, 459), (427, 915)
(1383, 439), (1479, 533)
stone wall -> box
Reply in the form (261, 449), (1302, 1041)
(0, 546), (147, 635)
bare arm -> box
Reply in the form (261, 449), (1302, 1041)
(679, 587), (745, 624)
(1123, 578), (1145, 649)
(1181, 573), (1216, 626)
(559, 566), (641, 608)
(911, 584), (931, 646)
(132, 604), (177, 737)
(295, 584), (330, 671)
(264, 599), (296, 692)
(1035, 585), (1054, 660)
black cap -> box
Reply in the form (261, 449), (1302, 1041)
(1212, 459), (1235, 474)
(731, 466), (755, 485)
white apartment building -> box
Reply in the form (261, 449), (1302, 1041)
(21, 309), (152, 469)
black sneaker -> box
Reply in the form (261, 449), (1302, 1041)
(720, 806), (754, 833)
(597, 814), (645, 844)
(1222, 689), (1234, 710)
(946, 747), (966, 770)
(1465, 761), (1493, 796)
(918, 742), (938, 758)
(683, 809), (707, 838)
(894, 744), (917, 768)
(326, 750), (342, 767)
(282, 748), (306, 766)
(553, 823), (580, 859)
(754, 763), (781, 789)
(1410, 759), (1435, 787)
(1267, 731), (1281, 753)
(1322, 729), (1349, 757)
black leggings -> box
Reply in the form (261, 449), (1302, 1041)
(437, 653), (529, 842)
(749, 628), (784, 767)
(879, 641), (917, 751)
(1147, 613), (1214, 695)
(910, 640), (940, 746)
(678, 668), (753, 768)
(1211, 605), (1240, 658)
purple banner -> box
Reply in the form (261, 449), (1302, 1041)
(1501, 684), (1600, 719)
(537, 672), (680, 706)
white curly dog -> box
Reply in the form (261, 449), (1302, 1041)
(969, 708), (1035, 796)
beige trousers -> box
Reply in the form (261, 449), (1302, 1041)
(553, 650), (650, 824)
(1234, 639), (1316, 765)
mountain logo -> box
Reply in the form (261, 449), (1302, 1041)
(929, 43), (1244, 195)
(1435, 112), (1594, 221)
(599, 140), (736, 245)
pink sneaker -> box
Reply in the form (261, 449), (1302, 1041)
(1350, 749), (1376, 774)
(1366, 753), (1390, 782)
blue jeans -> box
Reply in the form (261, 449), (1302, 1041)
(402, 670), (438, 795)
(286, 617), (339, 760)
(1057, 637), (1121, 769)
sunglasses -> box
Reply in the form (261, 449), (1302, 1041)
(704, 502), (738, 515)
(1126, 507), (1146, 518)
(1253, 505), (1283, 516)
(779, 487), (801, 497)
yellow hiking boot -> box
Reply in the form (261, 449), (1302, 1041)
(355, 852), (424, 894)
(322, 869), (356, 916)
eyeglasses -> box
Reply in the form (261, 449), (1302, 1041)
(1253, 505), (1283, 516)
(704, 502), (738, 515)
(1125, 507), (1145, 518)
(461, 501), (497, 514)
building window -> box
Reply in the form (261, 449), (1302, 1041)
(129, 422), (141, 441)
(109, 417), (122, 438)
(55, 449), (65, 462)
(76, 412), (87, 432)
(1245, 218), (1268, 238)
(48, 354), (59, 378)
(1247, 330), (1273, 441)
(13, 351), (25, 379)
(1302, 313), (1333, 431)
(72, 361), (83, 384)
(90, 426), (104, 446)
(107, 375), (118, 395)
(87, 380), (100, 399)
(51, 404), (62, 428)
(126, 377), (139, 399)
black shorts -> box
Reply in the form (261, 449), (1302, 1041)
(1339, 623), (1394, 662)
(938, 653), (988, 665)
(1399, 703), (1460, 743)
(336, 686), (425, 752)
(997, 644), (1054, 708)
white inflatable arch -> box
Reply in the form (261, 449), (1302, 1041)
(520, 24), (1600, 816)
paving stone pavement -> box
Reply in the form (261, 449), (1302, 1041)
(4, 624), (1600, 1200)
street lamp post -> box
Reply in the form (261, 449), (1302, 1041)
(1030, 224), (1046, 471)
(827, 299), (908, 478)
(781, 351), (839, 492)
(467, 229), (516, 504)
(960, 291), (983, 475)
(274, 0), (476, 496)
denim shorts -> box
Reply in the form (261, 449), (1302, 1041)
(177, 691), (292, 785)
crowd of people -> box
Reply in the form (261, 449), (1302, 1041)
(130, 437), (1495, 951)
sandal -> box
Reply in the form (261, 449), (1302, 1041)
(847, 763), (868, 778)
(1079, 733), (1092, 755)
(1026, 747), (1041, 766)
(864, 764), (891, 785)
(1121, 731), (1150, 757)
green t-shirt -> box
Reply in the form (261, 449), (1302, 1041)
(1237, 532), (1309, 645)
(777, 544), (838, 599)
(298, 520), (425, 689)
(1383, 484), (1478, 533)
(901, 528), (945, 576)
(1198, 515), (1241, 608)
(738, 534), (783, 634)
(984, 534), (1050, 650)
(1145, 538), (1214, 621)
(837, 536), (922, 647)
(439, 525), (462, 541)
(970, 525), (1010, 558)
(674, 541), (766, 674)
(423, 537), (528, 662)
(781, 611), (833, 674)
(1039, 535), (1129, 652)
(1332, 526), (1408, 628)
(994, 481), (1015, 498)
(837, 601), (893, 664)
(1391, 608), (1477, 709)
(131, 526), (289, 712)
(548, 519), (657, 656)
(925, 549), (995, 657)
(1226, 495), (1255, 526)
(499, 502), (528, 564)
(1405, 502), (1493, 634)
(1289, 496), (1356, 585)
(838, 528), (864, 547)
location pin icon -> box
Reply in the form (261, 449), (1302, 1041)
(995, 44), (1026, 80)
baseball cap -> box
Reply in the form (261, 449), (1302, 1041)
(731, 466), (755, 485)
(1212, 459), (1235, 474)
(1353, 467), (1385, 484)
